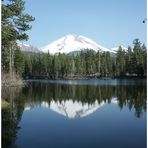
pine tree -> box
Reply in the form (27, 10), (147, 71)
(96, 51), (101, 77)
(14, 46), (25, 76)
(116, 46), (126, 76)
(2, 0), (35, 82)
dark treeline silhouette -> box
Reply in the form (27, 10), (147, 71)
(23, 39), (147, 79)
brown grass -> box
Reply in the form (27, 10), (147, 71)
(2, 73), (24, 87)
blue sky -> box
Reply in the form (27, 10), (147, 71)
(24, 0), (146, 48)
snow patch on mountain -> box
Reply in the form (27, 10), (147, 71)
(18, 42), (41, 53)
(18, 35), (128, 55)
(111, 45), (128, 52)
(41, 34), (116, 54)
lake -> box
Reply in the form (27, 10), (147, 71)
(2, 79), (146, 148)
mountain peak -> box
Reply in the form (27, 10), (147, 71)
(18, 42), (41, 53)
(19, 35), (127, 55)
(41, 34), (113, 54)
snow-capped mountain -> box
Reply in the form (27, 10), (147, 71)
(41, 34), (116, 54)
(18, 42), (41, 53)
(18, 35), (128, 55)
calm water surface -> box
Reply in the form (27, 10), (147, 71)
(2, 79), (146, 148)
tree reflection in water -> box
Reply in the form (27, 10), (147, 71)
(2, 80), (146, 147)
(2, 87), (22, 148)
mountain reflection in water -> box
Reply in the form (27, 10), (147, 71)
(2, 79), (146, 148)
(24, 98), (118, 119)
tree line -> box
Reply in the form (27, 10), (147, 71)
(23, 39), (146, 79)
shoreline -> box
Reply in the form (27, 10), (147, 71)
(23, 76), (146, 81)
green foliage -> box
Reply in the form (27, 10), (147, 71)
(14, 47), (25, 75)
(116, 46), (126, 76)
(23, 39), (146, 79)
(2, 0), (35, 43)
(2, 0), (35, 79)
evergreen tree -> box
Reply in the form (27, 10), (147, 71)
(21, 39), (146, 79)
(14, 46), (25, 76)
(2, 0), (35, 80)
(132, 39), (145, 76)
(126, 46), (133, 74)
(116, 46), (126, 76)
(95, 51), (101, 77)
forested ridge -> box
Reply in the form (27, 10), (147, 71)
(2, 0), (147, 84)
(23, 40), (146, 79)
